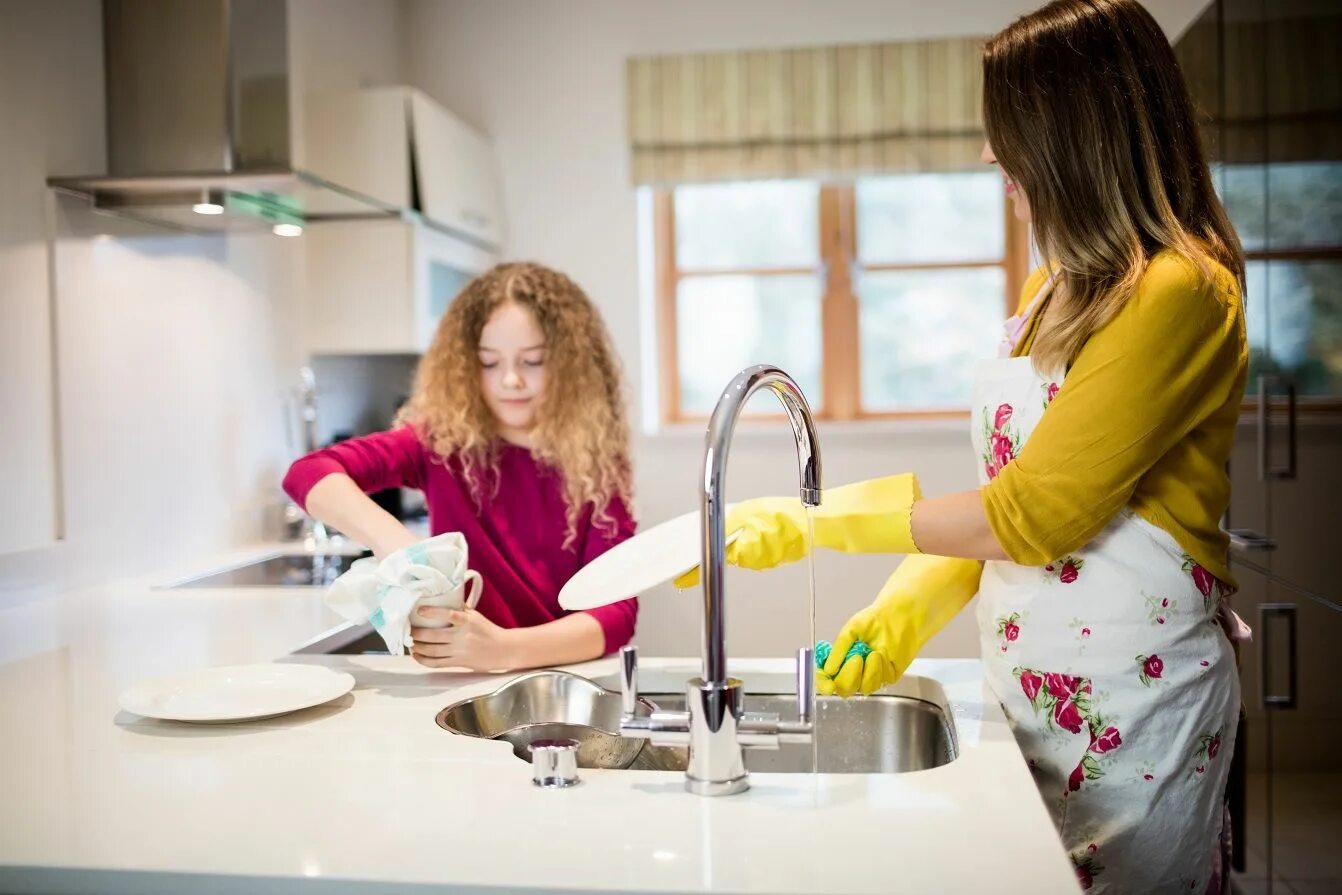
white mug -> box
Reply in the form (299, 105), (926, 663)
(412, 569), (483, 627)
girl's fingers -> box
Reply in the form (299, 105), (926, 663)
(411, 638), (454, 658)
(410, 625), (456, 644)
(411, 611), (475, 664)
(414, 606), (453, 624)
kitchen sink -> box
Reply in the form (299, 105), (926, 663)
(431, 668), (958, 775)
(628, 692), (958, 774)
(164, 550), (372, 589)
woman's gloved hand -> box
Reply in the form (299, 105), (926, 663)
(675, 473), (923, 588)
(817, 554), (984, 697)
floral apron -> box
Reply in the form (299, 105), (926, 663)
(972, 335), (1240, 892)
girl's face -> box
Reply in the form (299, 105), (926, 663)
(982, 141), (1031, 223)
(478, 302), (547, 443)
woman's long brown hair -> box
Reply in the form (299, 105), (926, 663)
(398, 262), (632, 548)
(983, 0), (1244, 373)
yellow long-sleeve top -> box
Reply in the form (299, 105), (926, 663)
(981, 251), (1247, 584)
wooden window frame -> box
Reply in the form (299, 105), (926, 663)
(654, 181), (1031, 424)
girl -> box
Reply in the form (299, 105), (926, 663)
(283, 262), (638, 672)
(713, 1), (1245, 891)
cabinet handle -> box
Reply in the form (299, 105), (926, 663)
(1272, 376), (1298, 480)
(1257, 375), (1298, 481)
(1259, 603), (1297, 710)
(1228, 529), (1278, 551)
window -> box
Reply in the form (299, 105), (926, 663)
(652, 177), (1030, 422)
(1219, 161), (1342, 400)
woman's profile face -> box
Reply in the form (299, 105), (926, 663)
(982, 141), (1031, 223)
(477, 301), (547, 439)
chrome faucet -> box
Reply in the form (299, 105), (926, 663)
(283, 366), (330, 547)
(619, 365), (822, 796)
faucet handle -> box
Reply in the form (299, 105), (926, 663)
(796, 646), (815, 725)
(620, 645), (639, 717)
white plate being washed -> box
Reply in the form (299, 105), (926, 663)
(559, 507), (740, 611)
(119, 663), (356, 723)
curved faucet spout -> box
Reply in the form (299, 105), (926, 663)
(700, 365), (822, 685)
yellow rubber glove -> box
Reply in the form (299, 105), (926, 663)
(816, 554), (984, 697)
(674, 473), (922, 588)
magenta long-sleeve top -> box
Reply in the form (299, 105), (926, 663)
(282, 427), (638, 654)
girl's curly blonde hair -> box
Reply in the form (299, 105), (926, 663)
(398, 262), (632, 548)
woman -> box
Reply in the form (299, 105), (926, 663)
(283, 262), (637, 671)
(715, 1), (1245, 891)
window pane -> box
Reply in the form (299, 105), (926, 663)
(674, 181), (818, 270)
(859, 268), (1006, 409)
(1220, 162), (1342, 253)
(856, 172), (1005, 264)
(1218, 164), (1267, 253)
(1267, 162), (1342, 252)
(1246, 259), (1342, 398)
(676, 274), (822, 414)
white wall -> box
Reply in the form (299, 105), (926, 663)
(400, 0), (1213, 658)
(289, 0), (406, 94)
(0, 0), (408, 610)
(0, 210), (307, 598)
(0, 0), (103, 557)
(0, 0), (308, 608)
(288, 0), (407, 166)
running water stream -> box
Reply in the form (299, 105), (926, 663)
(805, 509), (819, 774)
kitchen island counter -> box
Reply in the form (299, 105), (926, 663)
(0, 543), (1077, 894)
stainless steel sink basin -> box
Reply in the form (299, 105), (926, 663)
(630, 692), (957, 774)
(164, 551), (372, 589)
(436, 670), (661, 769)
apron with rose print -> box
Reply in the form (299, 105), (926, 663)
(972, 347), (1241, 893)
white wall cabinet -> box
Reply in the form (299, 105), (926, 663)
(408, 91), (504, 249)
(301, 85), (503, 249)
(303, 218), (495, 355)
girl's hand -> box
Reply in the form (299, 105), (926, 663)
(410, 608), (521, 671)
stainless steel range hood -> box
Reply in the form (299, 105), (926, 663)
(47, 0), (403, 235)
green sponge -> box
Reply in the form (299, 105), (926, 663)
(814, 639), (873, 670)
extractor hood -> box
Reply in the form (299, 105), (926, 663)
(47, 0), (405, 236)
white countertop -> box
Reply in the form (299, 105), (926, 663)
(0, 542), (1077, 894)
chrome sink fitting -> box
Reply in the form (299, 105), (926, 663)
(619, 364), (821, 796)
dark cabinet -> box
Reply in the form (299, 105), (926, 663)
(1229, 563), (1342, 893)
(1228, 422), (1342, 895)
(1176, 3), (1342, 892)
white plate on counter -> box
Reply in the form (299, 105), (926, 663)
(119, 663), (356, 723)
(559, 507), (740, 610)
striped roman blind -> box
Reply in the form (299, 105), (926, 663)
(626, 37), (987, 185)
